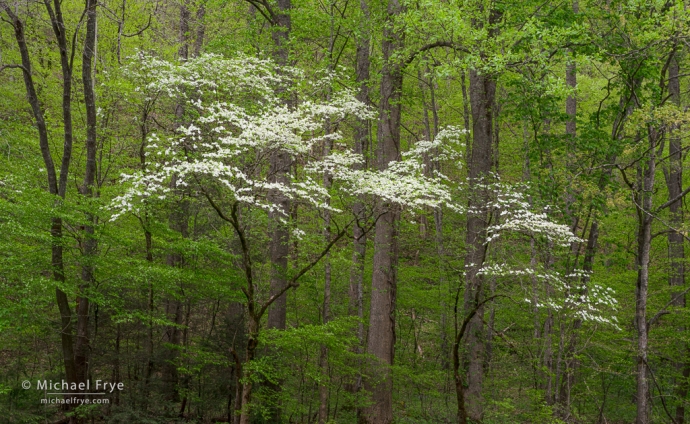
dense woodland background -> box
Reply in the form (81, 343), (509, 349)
(1, 0), (690, 423)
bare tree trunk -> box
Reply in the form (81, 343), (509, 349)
(318, 122), (334, 424)
(239, 317), (259, 424)
(193, 1), (205, 57)
(463, 63), (497, 424)
(667, 51), (687, 424)
(419, 67), (450, 371)
(635, 130), (656, 424)
(362, 1), (403, 423)
(264, 3), (292, 420)
(460, 7), (502, 420)
(74, 0), (98, 409)
(0, 2), (79, 398)
(349, 1), (370, 412)
(266, 0), (292, 332)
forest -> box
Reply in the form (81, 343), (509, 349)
(1, 0), (689, 423)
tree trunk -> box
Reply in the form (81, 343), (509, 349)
(239, 317), (259, 424)
(318, 125), (334, 424)
(265, 3), (292, 420)
(75, 0), (98, 404)
(349, 0), (369, 410)
(463, 65), (497, 424)
(635, 130), (656, 424)
(0, 3), (81, 414)
(667, 51), (687, 424)
(266, 0), (292, 332)
(362, 1), (403, 422)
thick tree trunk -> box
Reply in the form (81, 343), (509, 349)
(462, 66), (496, 422)
(362, 1), (403, 423)
(460, 7), (501, 420)
(266, 0), (292, 332)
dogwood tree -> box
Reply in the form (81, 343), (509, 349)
(109, 53), (459, 422)
(109, 53), (617, 422)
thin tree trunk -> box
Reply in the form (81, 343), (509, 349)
(0, 4), (79, 396)
(667, 51), (687, 424)
(239, 317), (259, 424)
(348, 0), (371, 368)
(635, 130), (656, 424)
(349, 0), (369, 410)
(75, 0), (98, 406)
(318, 121), (334, 424)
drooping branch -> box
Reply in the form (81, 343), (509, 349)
(404, 41), (469, 67)
(0, 63), (27, 72)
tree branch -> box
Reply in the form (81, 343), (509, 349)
(648, 285), (690, 328)
(257, 218), (355, 319)
(655, 185), (690, 212)
(0, 63), (27, 72)
(404, 41), (468, 68)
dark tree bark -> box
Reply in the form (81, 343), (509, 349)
(634, 127), (656, 424)
(348, 1), (369, 417)
(463, 46), (499, 424)
(362, 1), (403, 423)
(264, 2), (292, 421)
(666, 52), (688, 424)
(0, 0), (79, 409)
(266, 0), (292, 333)
(75, 0), (98, 399)
(461, 7), (502, 420)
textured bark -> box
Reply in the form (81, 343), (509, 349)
(0, 3), (79, 410)
(667, 53), (687, 424)
(239, 317), (259, 424)
(635, 131), (656, 424)
(461, 8), (501, 419)
(264, 5), (292, 420)
(349, 0), (369, 401)
(362, 1), (403, 423)
(463, 65), (497, 424)
(267, 0), (291, 332)
(75, 0), (98, 396)
(318, 126), (334, 424)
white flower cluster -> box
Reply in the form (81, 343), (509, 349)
(402, 126), (466, 163)
(109, 54), (457, 221)
(483, 184), (582, 247)
(480, 263), (619, 328)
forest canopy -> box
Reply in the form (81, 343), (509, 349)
(1, 0), (689, 423)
